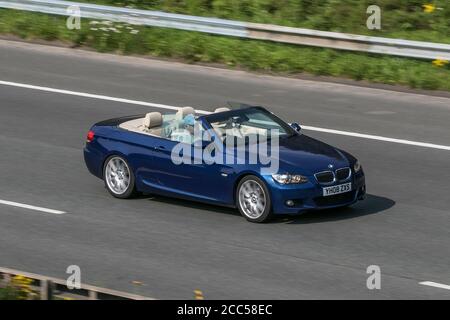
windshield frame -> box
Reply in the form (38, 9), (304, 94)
(202, 106), (297, 146)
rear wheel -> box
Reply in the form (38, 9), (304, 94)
(236, 175), (272, 223)
(103, 155), (136, 199)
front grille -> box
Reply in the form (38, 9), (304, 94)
(315, 171), (334, 184)
(314, 191), (355, 207)
(336, 167), (351, 181)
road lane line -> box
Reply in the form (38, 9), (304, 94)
(302, 126), (450, 151)
(1, 79), (450, 151)
(0, 80), (182, 111)
(419, 281), (450, 291)
(0, 199), (66, 215)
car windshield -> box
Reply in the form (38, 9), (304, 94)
(205, 107), (295, 144)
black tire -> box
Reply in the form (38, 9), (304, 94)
(236, 175), (273, 223)
(103, 155), (137, 199)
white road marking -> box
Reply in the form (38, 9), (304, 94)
(419, 281), (450, 291)
(1, 79), (450, 151)
(0, 199), (66, 215)
(0, 80), (182, 111)
(365, 110), (396, 115)
(302, 126), (450, 151)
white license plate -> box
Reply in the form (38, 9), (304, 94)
(323, 183), (352, 197)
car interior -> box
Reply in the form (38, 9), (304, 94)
(119, 106), (231, 143)
(209, 110), (289, 145)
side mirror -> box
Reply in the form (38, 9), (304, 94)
(289, 122), (302, 133)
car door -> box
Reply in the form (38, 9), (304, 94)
(125, 132), (170, 192)
(151, 137), (233, 203)
(130, 119), (233, 204)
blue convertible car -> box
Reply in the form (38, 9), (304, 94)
(84, 105), (365, 222)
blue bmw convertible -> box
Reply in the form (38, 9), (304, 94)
(84, 104), (366, 222)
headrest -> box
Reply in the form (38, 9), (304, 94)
(176, 107), (195, 119)
(214, 107), (230, 113)
(143, 112), (162, 129)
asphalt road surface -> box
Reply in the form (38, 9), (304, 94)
(0, 40), (449, 299)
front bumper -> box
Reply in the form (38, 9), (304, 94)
(264, 170), (366, 215)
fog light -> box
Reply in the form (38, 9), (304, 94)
(286, 200), (295, 207)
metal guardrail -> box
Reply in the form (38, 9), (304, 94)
(0, 267), (154, 300)
(1, 0), (450, 60)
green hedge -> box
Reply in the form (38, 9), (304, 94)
(0, 8), (449, 91)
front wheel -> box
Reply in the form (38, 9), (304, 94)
(236, 175), (273, 223)
(103, 155), (136, 199)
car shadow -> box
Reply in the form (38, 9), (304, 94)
(142, 193), (395, 223)
(279, 194), (395, 224)
(141, 194), (240, 217)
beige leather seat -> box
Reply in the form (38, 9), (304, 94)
(143, 112), (163, 136)
(214, 107), (230, 113)
(175, 106), (195, 120)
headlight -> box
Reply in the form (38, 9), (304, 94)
(354, 161), (362, 173)
(272, 174), (308, 184)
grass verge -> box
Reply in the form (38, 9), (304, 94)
(78, 0), (450, 44)
(0, 9), (449, 91)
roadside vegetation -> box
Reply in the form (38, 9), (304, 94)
(0, 275), (37, 300)
(79, 0), (450, 43)
(0, 1), (449, 91)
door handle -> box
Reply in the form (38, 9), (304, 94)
(154, 145), (166, 152)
